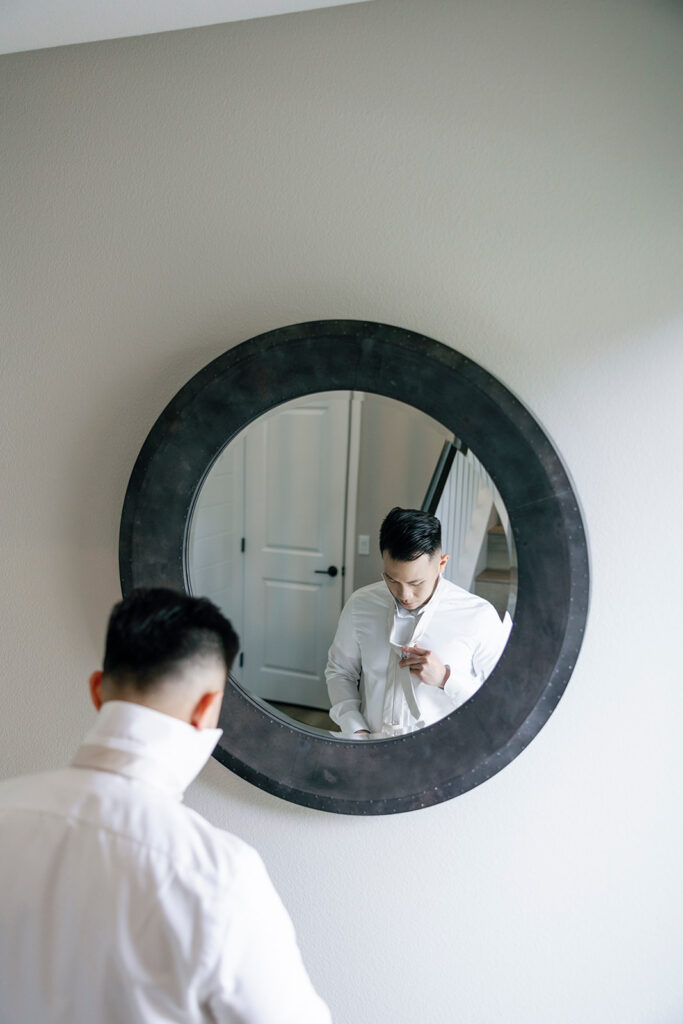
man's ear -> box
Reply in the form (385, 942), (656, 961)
(439, 553), (450, 573)
(190, 690), (224, 730)
(89, 670), (104, 711)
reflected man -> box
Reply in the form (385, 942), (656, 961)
(325, 507), (511, 738)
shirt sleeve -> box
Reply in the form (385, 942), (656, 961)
(442, 664), (482, 707)
(324, 597), (370, 736)
(442, 607), (512, 707)
(206, 845), (332, 1024)
(472, 607), (512, 681)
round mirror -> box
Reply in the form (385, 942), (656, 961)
(186, 390), (516, 737)
(119, 320), (589, 814)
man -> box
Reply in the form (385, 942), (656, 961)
(326, 507), (510, 738)
(0, 588), (331, 1024)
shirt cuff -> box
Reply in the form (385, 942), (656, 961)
(336, 708), (371, 736)
(443, 670), (480, 707)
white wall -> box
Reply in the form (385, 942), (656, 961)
(1, 2), (682, 1021)
(188, 439), (246, 639)
(353, 394), (450, 589)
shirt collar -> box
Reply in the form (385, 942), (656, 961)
(71, 700), (222, 800)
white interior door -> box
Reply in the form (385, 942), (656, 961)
(242, 392), (351, 708)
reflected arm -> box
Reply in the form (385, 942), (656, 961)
(442, 606), (512, 706)
(325, 598), (370, 736)
(472, 607), (512, 681)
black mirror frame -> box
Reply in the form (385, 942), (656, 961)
(119, 320), (589, 815)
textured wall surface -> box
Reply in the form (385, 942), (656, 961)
(1, 2), (682, 1021)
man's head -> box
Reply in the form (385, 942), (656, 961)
(379, 507), (449, 610)
(90, 588), (239, 730)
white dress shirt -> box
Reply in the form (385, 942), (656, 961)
(326, 576), (511, 737)
(0, 701), (331, 1024)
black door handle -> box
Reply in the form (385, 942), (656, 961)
(314, 565), (339, 577)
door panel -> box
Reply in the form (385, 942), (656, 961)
(243, 392), (350, 708)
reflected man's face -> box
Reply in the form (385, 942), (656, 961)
(381, 550), (449, 611)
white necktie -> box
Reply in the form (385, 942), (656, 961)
(382, 582), (442, 732)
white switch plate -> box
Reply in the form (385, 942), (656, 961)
(358, 534), (370, 555)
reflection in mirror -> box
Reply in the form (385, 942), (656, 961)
(187, 391), (516, 737)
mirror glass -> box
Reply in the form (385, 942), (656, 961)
(187, 390), (516, 737)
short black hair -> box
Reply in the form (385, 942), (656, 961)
(379, 507), (442, 561)
(103, 588), (239, 693)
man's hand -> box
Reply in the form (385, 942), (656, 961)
(400, 645), (449, 688)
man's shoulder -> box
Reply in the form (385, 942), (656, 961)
(0, 767), (72, 808)
(179, 803), (261, 875)
(105, 779), (259, 884)
(437, 578), (501, 621)
(348, 580), (391, 608)
(0, 765), (257, 884)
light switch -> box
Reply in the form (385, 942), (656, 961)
(358, 534), (370, 555)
